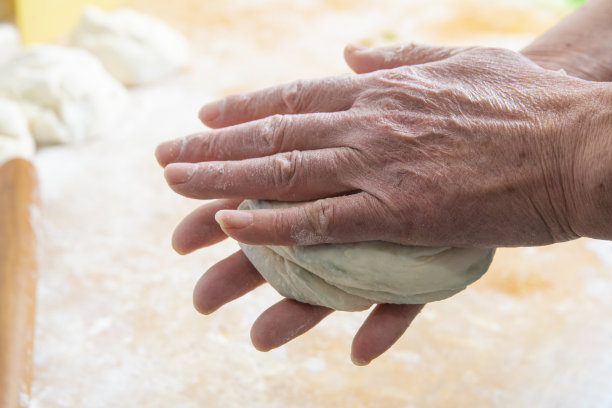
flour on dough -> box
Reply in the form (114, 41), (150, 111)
(0, 97), (34, 166)
(0, 45), (127, 145)
(238, 200), (495, 311)
(70, 6), (190, 86)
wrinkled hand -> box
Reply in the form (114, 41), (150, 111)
(160, 46), (446, 366)
(159, 44), (601, 248)
(157, 43), (602, 365)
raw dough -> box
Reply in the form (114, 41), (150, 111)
(0, 97), (35, 166)
(238, 200), (495, 311)
(70, 6), (190, 86)
(0, 24), (20, 66)
(0, 45), (127, 145)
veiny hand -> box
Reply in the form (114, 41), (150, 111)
(159, 44), (606, 249)
(162, 46), (451, 366)
(157, 43), (609, 365)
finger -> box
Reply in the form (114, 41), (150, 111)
(164, 149), (356, 201)
(216, 192), (390, 246)
(156, 111), (353, 167)
(250, 298), (333, 351)
(351, 303), (424, 366)
(344, 42), (469, 74)
(172, 199), (242, 255)
(193, 251), (265, 315)
(198, 74), (364, 128)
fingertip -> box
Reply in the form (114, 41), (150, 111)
(344, 43), (367, 56)
(171, 232), (192, 255)
(164, 163), (196, 185)
(198, 101), (220, 126)
(155, 139), (183, 167)
(250, 330), (272, 352)
(344, 44), (378, 74)
(193, 300), (215, 315)
(193, 275), (217, 315)
(215, 210), (253, 231)
(350, 353), (371, 367)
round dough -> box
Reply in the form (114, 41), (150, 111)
(70, 6), (190, 86)
(238, 200), (495, 311)
(0, 97), (35, 166)
(0, 45), (127, 145)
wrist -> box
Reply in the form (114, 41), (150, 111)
(522, 47), (611, 82)
(569, 82), (612, 239)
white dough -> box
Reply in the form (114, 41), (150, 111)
(239, 200), (495, 311)
(0, 45), (127, 145)
(0, 24), (20, 66)
(0, 97), (35, 166)
(70, 6), (190, 86)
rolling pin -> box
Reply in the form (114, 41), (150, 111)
(0, 158), (39, 408)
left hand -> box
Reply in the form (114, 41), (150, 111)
(170, 197), (424, 366)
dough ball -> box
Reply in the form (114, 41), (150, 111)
(238, 200), (495, 311)
(70, 6), (190, 86)
(0, 97), (35, 166)
(0, 45), (127, 145)
(0, 24), (20, 66)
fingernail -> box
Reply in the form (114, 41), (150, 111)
(155, 138), (183, 166)
(346, 43), (367, 52)
(351, 354), (370, 366)
(164, 163), (197, 185)
(199, 101), (220, 123)
(215, 210), (253, 230)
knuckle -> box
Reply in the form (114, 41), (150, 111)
(281, 79), (307, 113)
(261, 114), (288, 153)
(304, 199), (335, 242)
(270, 150), (301, 190)
(204, 131), (224, 159)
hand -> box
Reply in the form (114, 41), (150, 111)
(170, 198), (423, 365)
(157, 43), (606, 365)
(158, 44), (603, 248)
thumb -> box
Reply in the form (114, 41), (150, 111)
(344, 42), (470, 74)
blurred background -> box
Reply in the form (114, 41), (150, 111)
(2, 0), (612, 407)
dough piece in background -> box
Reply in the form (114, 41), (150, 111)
(0, 97), (35, 166)
(0, 45), (127, 145)
(239, 200), (496, 311)
(70, 6), (190, 86)
(0, 24), (20, 66)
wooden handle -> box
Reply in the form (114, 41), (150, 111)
(0, 159), (39, 408)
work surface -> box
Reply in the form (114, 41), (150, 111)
(31, 0), (612, 407)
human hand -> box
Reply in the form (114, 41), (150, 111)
(157, 43), (607, 365)
(170, 198), (423, 366)
(158, 44), (604, 248)
(163, 47), (451, 366)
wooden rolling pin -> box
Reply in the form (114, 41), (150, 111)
(0, 158), (39, 408)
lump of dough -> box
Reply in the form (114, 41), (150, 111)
(0, 45), (127, 145)
(0, 97), (35, 166)
(70, 6), (190, 86)
(238, 200), (496, 311)
(0, 24), (20, 66)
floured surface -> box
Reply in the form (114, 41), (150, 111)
(30, 0), (612, 407)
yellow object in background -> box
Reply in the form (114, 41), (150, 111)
(13, 0), (128, 44)
(0, 0), (13, 20)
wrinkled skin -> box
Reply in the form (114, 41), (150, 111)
(156, 43), (611, 365)
(160, 46), (605, 248)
